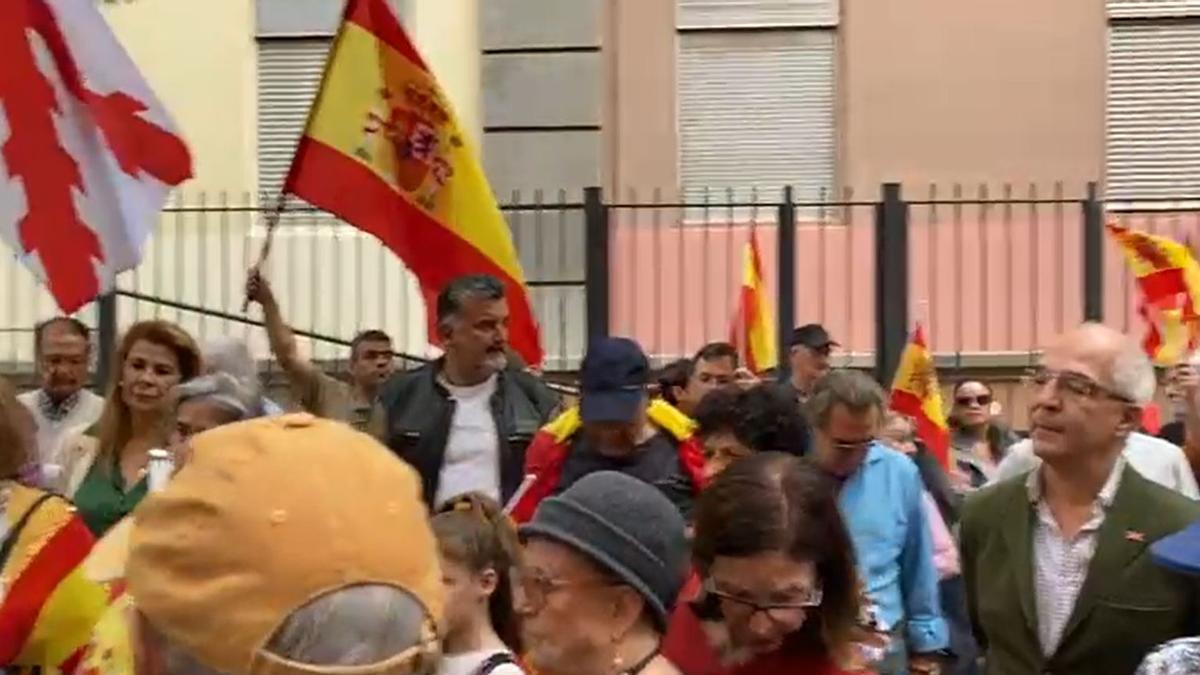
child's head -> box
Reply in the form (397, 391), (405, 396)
(432, 493), (523, 653)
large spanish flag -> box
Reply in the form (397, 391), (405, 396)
(889, 324), (951, 470)
(1108, 223), (1200, 365)
(729, 229), (777, 374)
(282, 0), (543, 364)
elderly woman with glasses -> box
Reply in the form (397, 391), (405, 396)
(517, 470), (689, 675)
(662, 452), (867, 675)
(169, 372), (263, 453)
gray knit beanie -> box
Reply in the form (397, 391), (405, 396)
(520, 471), (689, 628)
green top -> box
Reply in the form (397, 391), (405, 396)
(73, 457), (148, 537)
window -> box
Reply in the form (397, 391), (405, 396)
(1106, 1), (1200, 199)
(677, 0), (838, 206)
(255, 0), (410, 199)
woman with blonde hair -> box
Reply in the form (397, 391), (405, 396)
(58, 319), (201, 536)
(0, 375), (107, 671)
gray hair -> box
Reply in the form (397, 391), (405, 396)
(202, 337), (260, 388)
(1109, 338), (1156, 406)
(806, 369), (886, 430)
(435, 275), (504, 332)
(174, 372), (262, 422)
(159, 585), (433, 675)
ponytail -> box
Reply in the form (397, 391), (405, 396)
(432, 493), (523, 654)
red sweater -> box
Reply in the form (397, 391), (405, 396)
(662, 577), (871, 675)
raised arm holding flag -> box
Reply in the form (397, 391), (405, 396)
(254, 0), (543, 366)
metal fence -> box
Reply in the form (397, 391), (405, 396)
(3, 183), (1200, 387)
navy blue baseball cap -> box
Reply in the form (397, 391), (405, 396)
(580, 337), (649, 424)
(1152, 521), (1200, 575)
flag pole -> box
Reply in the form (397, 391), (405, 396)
(242, 192), (288, 312)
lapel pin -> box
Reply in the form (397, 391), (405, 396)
(1125, 530), (1146, 543)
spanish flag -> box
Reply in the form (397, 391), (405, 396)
(888, 324), (951, 469)
(729, 229), (777, 374)
(1108, 223), (1200, 365)
(282, 0), (543, 364)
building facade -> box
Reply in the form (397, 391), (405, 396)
(3, 0), (1199, 397)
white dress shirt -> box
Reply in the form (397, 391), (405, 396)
(993, 432), (1199, 499)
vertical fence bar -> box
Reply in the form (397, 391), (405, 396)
(1082, 181), (1104, 323)
(777, 186), (796, 377)
(584, 186), (610, 340)
(875, 183), (909, 384)
(97, 293), (117, 387)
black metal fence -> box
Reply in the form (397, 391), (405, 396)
(5, 183), (1200, 390)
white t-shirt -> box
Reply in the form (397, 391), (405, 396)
(17, 389), (105, 466)
(436, 648), (520, 672)
(436, 649), (524, 675)
(435, 374), (501, 507)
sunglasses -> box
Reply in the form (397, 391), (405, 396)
(955, 394), (992, 407)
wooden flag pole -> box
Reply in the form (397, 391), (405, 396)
(242, 193), (289, 312)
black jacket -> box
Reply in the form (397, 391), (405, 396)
(373, 361), (559, 506)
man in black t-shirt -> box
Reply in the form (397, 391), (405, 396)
(512, 337), (706, 522)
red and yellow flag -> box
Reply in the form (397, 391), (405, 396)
(729, 229), (777, 374)
(282, 0), (543, 364)
(888, 324), (951, 470)
(1108, 223), (1200, 365)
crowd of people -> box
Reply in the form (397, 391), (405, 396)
(4, 271), (1200, 675)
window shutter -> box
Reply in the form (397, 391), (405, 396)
(678, 30), (836, 205)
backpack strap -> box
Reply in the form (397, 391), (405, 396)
(473, 652), (517, 675)
(0, 492), (56, 570)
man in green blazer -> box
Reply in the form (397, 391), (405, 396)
(961, 323), (1200, 675)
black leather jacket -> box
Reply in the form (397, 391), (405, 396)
(373, 360), (559, 506)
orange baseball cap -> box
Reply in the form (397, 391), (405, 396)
(126, 414), (443, 674)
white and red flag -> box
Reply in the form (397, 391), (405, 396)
(0, 0), (192, 313)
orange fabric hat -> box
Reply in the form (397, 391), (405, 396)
(126, 414), (443, 675)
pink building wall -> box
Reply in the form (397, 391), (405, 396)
(608, 208), (1199, 362)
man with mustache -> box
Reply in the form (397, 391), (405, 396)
(960, 323), (1200, 675)
(18, 317), (104, 468)
(373, 274), (558, 509)
(509, 337), (706, 522)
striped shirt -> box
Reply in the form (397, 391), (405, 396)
(1027, 456), (1125, 656)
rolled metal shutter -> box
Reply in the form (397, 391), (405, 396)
(1106, 22), (1200, 199)
(678, 30), (836, 204)
(677, 0), (838, 29)
(1107, 0), (1200, 19)
(256, 39), (331, 199)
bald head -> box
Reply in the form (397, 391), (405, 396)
(1043, 322), (1154, 406)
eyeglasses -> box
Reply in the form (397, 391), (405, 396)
(704, 579), (823, 621)
(512, 567), (621, 614)
(955, 394), (992, 407)
(831, 438), (873, 454)
(1024, 368), (1133, 403)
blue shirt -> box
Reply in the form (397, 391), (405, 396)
(838, 443), (949, 655)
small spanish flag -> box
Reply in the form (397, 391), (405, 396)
(1108, 223), (1200, 365)
(888, 324), (951, 469)
(729, 229), (778, 374)
(281, 0), (543, 364)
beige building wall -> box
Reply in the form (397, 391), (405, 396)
(839, 0), (1107, 193)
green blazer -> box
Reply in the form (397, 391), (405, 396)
(960, 466), (1200, 675)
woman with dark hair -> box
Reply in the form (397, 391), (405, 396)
(432, 492), (527, 675)
(657, 358), (693, 409)
(693, 384), (810, 479)
(948, 380), (1016, 490)
(662, 452), (866, 674)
